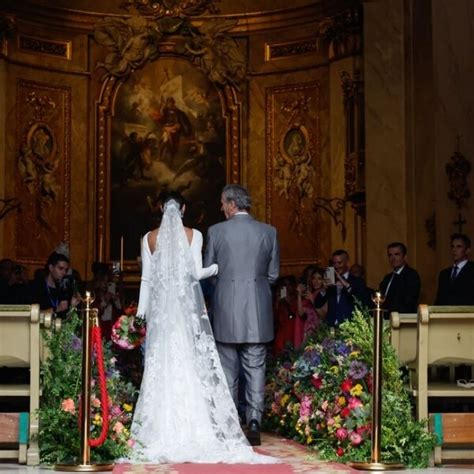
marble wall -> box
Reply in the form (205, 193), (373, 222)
(364, 0), (474, 302)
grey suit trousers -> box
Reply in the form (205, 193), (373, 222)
(216, 342), (267, 425)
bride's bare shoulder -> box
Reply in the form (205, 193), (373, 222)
(183, 226), (193, 244)
(148, 228), (159, 253)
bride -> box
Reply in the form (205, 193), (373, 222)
(126, 191), (276, 464)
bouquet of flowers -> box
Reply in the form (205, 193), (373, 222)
(111, 303), (146, 350)
(264, 306), (436, 468)
(39, 309), (139, 463)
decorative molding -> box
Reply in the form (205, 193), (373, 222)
(266, 81), (322, 266)
(319, 7), (362, 60)
(264, 37), (319, 62)
(18, 34), (72, 59)
(446, 137), (471, 210)
(0, 197), (21, 220)
(120, 0), (219, 18)
(313, 197), (347, 242)
(340, 69), (365, 208)
(15, 80), (71, 264)
(0, 14), (16, 55)
(94, 14), (246, 89)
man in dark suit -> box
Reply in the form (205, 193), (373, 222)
(435, 233), (474, 305)
(379, 242), (421, 317)
(316, 249), (366, 327)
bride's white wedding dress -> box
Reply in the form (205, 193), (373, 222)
(126, 200), (276, 464)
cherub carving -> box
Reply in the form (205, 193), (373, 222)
(94, 16), (162, 78)
(185, 20), (246, 88)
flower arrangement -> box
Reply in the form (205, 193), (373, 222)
(39, 309), (139, 464)
(264, 306), (436, 468)
(111, 303), (146, 350)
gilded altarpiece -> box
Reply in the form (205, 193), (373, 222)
(14, 80), (71, 264)
(266, 82), (322, 268)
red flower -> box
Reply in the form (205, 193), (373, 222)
(340, 378), (353, 393)
(336, 447), (344, 457)
(341, 407), (351, 417)
(366, 373), (373, 392)
(311, 376), (323, 389)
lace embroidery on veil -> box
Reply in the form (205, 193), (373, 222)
(126, 200), (276, 464)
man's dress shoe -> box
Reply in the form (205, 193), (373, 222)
(247, 419), (261, 446)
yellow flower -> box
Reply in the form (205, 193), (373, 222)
(330, 366), (339, 374)
(350, 384), (363, 397)
(280, 394), (290, 407)
(350, 351), (360, 358)
(338, 396), (346, 406)
(306, 436), (313, 444)
(292, 403), (300, 415)
(123, 403), (133, 412)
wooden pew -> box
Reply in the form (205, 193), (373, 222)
(389, 311), (417, 365)
(0, 305), (60, 465)
(409, 305), (474, 423)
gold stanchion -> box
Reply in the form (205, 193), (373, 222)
(348, 292), (404, 471)
(55, 292), (114, 472)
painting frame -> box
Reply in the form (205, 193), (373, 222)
(95, 54), (243, 273)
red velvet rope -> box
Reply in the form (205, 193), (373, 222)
(88, 325), (109, 447)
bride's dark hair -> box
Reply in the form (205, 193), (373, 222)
(158, 190), (186, 210)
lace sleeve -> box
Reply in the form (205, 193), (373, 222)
(137, 234), (152, 317)
(192, 230), (218, 280)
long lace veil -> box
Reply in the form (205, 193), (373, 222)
(141, 199), (256, 459)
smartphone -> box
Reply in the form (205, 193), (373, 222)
(280, 286), (287, 299)
(324, 266), (335, 285)
(107, 282), (116, 294)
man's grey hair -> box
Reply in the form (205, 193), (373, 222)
(222, 184), (252, 210)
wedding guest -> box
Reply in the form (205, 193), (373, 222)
(316, 249), (365, 327)
(295, 267), (326, 348)
(273, 276), (297, 354)
(29, 252), (80, 317)
(7, 264), (32, 304)
(91, 267), (122, 341)
(435, 233), (474, 305)
(379, 242), (420, 316)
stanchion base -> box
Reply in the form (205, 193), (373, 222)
(347, 461), (405, 471)
(55, 463), (115, 472)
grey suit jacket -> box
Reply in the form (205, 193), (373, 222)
(204, 213), (280, 343)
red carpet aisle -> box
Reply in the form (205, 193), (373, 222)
(113, 433), (358, 474)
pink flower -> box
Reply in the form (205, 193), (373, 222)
(327, 417), (335, 426)
(61, 398), (75, 414)
(350, 431), (363, 446)
(321, 400), (329, 411)
(113, 421), (124, 434)
(336, 427), (348, 440)
(299, 396), (312, 418)
(111, 405), (122, 417)
(92, 397), (101, 408)
(348, 397), (363, 409)
(127, 439), (136, 447)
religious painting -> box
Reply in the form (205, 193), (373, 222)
(110, 58), (226, 261)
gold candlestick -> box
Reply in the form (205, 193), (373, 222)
(98, 235), (103, 263)
(120, 236), (124, 272)
(348, 292), (404, 471)
(55, 292), (114, 472)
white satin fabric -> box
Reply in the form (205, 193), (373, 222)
(126, 200), (276, 464)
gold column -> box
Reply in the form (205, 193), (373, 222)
(348, 292), (404, 471)
(55, 292), (114, 472)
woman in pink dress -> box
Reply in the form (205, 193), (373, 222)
(295, 267), (326, 348)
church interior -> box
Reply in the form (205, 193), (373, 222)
(1, 0), (474, 472)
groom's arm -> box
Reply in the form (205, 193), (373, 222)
(267, 227), (280, 284)
(203, 226), (216, 267)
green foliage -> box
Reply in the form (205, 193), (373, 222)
(264, 306), (436, 468)
(38, 310), (138, 464)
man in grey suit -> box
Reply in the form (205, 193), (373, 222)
(204, 184), (280, 446)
